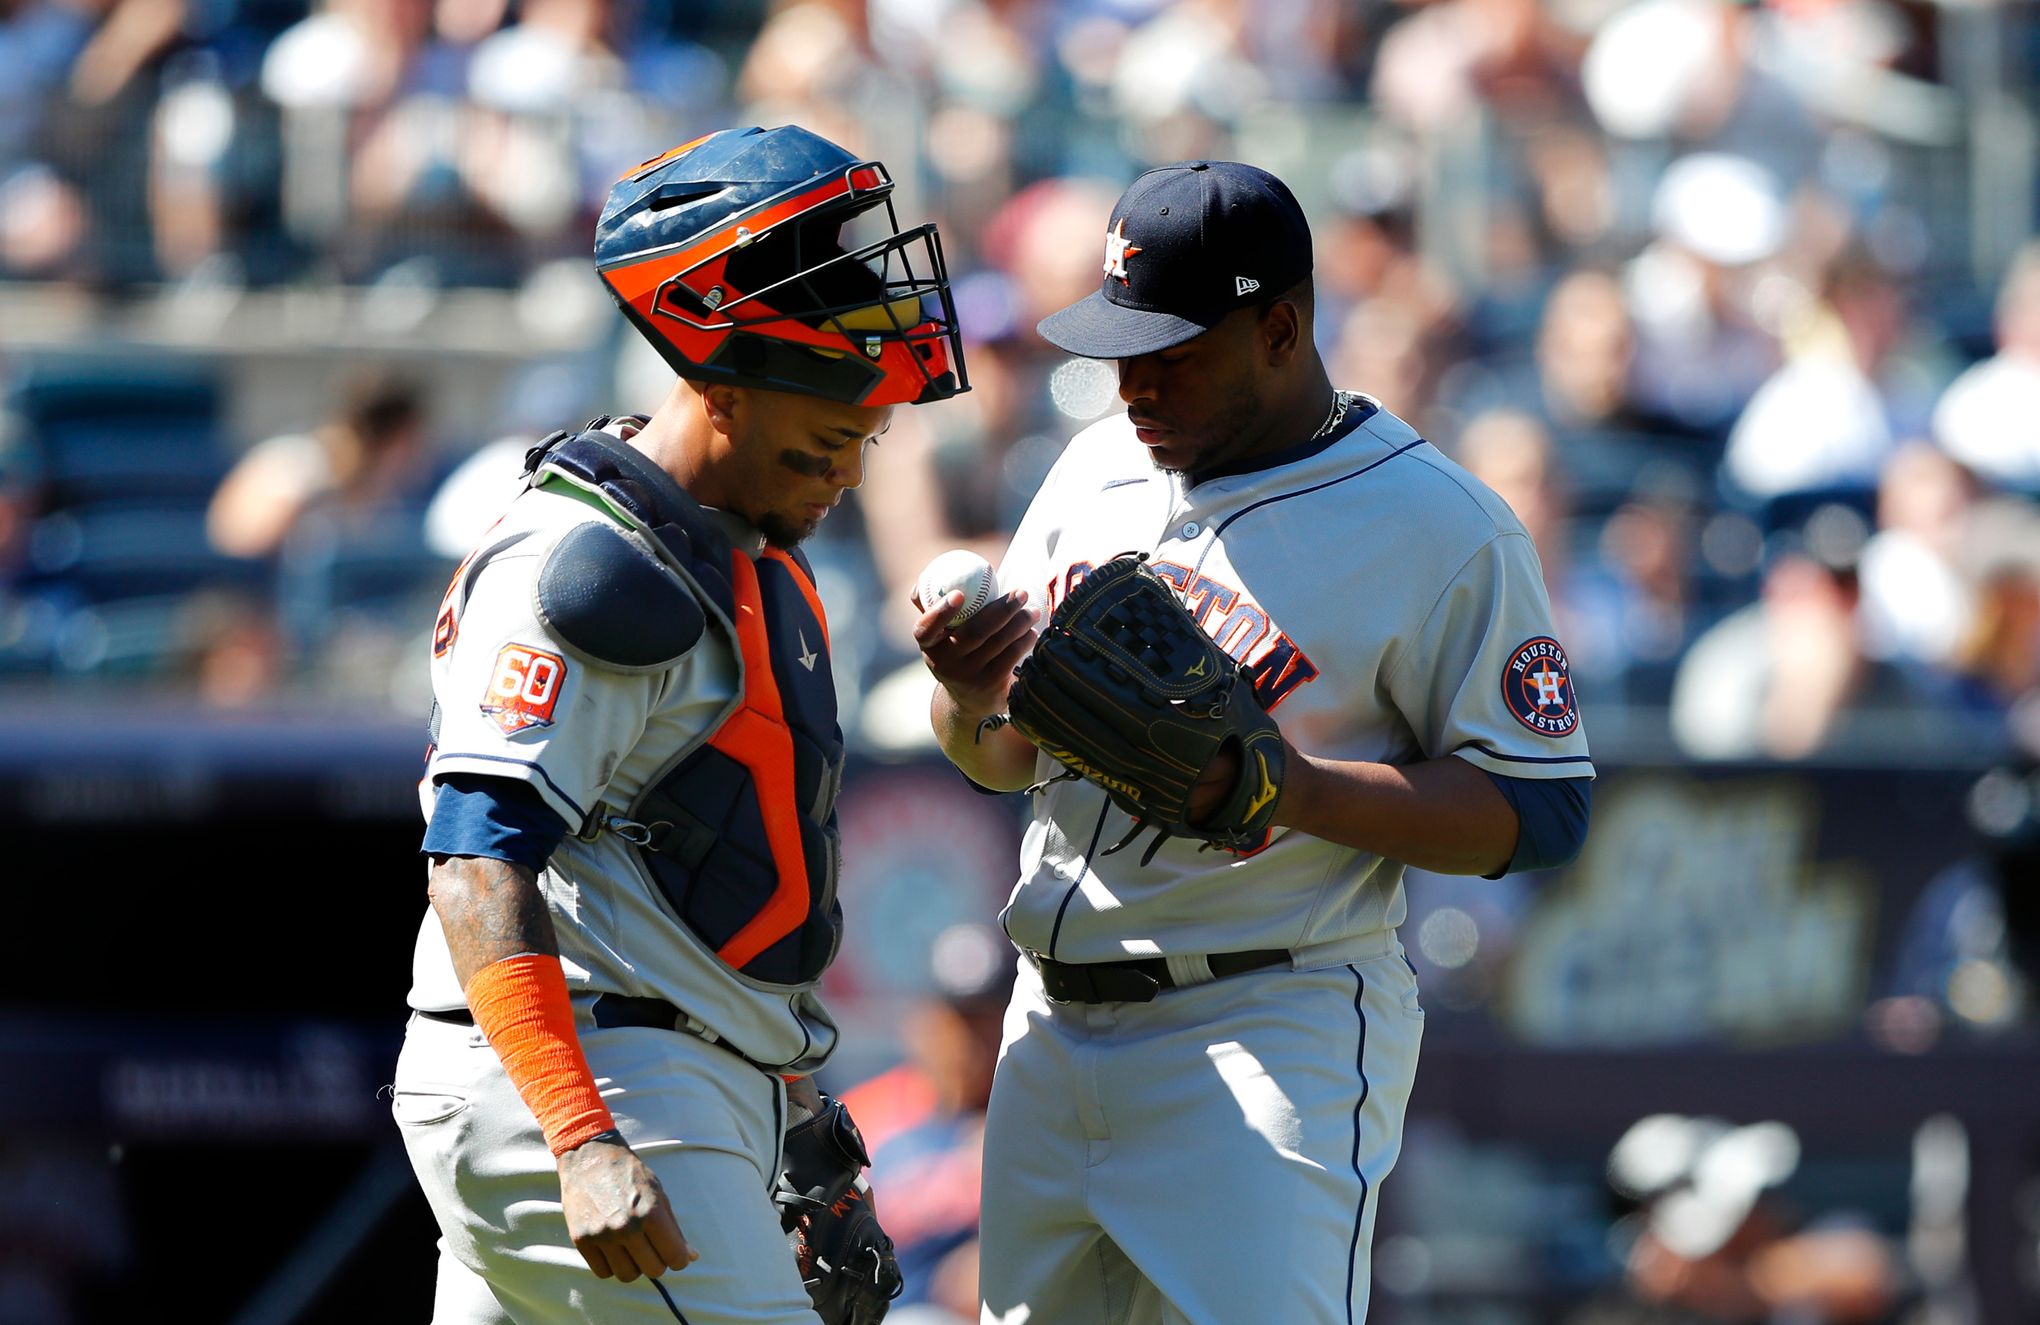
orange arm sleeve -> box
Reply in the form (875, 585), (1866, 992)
(465, 953), (617, 1156)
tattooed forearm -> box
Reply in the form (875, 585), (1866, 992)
(426, 854), (560, 989)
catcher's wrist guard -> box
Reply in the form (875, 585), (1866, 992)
(774, 1095), (902, 1325)
(1006, 554), (1286, 864)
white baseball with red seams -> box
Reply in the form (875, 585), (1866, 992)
(916, 549), (998, 626)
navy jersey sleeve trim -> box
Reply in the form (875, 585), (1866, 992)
(429, 751), (589, 822)
(1478, 771), (1591, 878)
(1457, 740), (1596, 766)
(421, 773), (572, 870)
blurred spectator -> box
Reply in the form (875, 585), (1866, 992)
(734, 1), (870, 152)
(1317, 142), (1462, 378)
(423, 432), (529, 559)
(4, 0), (187, 283)
(69, 0), (185, 108)
(838, 923), (1012, 1321)
(1331, 291), (1445, 432)
(1723, 245), (1907, 500)
(1670, 527), (1917, 761)
(207, 371), (429, 558)
(1943, 498), (2040, 739)
(1598, 1115), (1900, 1324)
(1569, 470), (1707, 702)
(1535, 269), (1649, 441)
(1454, 408), (1569, 583)
(1625, 154), (1784, 437)
(1370, 0), (1583, 137)
(260, 0), (430, 111)
(466, 0), (617, 111)
(1856, 443), (1979, 670)
(1932, 242), (2040, 488)
(171, 585), (285, 705)
(0, 0), (93, 171)
(1581, 0), (1818, 181)
(977, 177), (1128, 350)
(1882, 762), (2038, 1038)
(1457, 267), (1713, 504)
(146, 56), (244, 285)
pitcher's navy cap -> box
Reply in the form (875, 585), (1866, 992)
(1038, 160), (1314, 360)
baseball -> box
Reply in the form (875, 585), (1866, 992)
(916, 549), (998, 626)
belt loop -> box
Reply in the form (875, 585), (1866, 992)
(1163, 953), (1214, 988)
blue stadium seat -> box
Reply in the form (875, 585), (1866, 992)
(23, 506), (269, 603)
(50, 595), (192, 676)
(7, 360), (230, 509)
(32, 420), (230, 507)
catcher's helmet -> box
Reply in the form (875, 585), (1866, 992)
(597, 126), (968, 407)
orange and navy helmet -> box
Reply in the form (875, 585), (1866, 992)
(597, 126), (968, 407)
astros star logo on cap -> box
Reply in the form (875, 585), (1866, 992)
(1102, 218), (1142, 284)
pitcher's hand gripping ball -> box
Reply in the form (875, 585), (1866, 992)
(916, 549), (998, 626)
(1005, 554), (1285, 863)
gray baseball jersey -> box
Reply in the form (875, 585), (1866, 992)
(994, 400), (1595, 965)
(409, 427), (839, 1075)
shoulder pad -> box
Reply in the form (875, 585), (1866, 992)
(534, 521), (705, 671)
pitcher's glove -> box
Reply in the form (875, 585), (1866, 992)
(1003, 554), (1286, 865)
(773, 1095), (901, 1325)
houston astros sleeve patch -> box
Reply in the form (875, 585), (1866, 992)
(1501, 636), (1577, 737)
(482, 644), (568, 735)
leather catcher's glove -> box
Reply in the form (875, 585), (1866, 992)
(1004, 554), (1286, 864)
(774, 1095), (901, 1325)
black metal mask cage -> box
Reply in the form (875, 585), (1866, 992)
(649, 184), (970, 404)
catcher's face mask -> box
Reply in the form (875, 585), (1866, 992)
(597, 127), (969, 408)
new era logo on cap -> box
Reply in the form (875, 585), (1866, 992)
(1038, 161), (1314, 360)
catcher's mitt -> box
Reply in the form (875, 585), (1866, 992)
(1004, 554), (1285, 864)
(774, 1096), (901, 1325)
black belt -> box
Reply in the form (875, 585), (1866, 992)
(415, 995), (701, 1034)
(1027, 948), (1289, 1004)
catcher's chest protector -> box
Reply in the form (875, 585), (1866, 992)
(534, 432), (846, 987)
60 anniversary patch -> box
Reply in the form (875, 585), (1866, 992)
(1501, 636), (1578, 737)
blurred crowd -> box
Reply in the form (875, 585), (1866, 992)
(2, 0), (2039, 773)
(3, 5), (2037, 1319)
